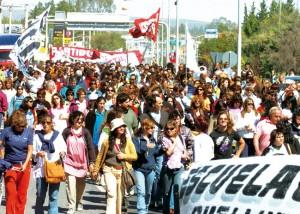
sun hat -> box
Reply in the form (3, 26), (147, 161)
(110, 118), (126, 131)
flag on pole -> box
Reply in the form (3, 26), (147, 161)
(9, 7), (50, 76)
(186, 25), (199, 72)
(129, 8), (160, 42)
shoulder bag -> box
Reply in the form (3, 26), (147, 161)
(44, 157), (66, 184)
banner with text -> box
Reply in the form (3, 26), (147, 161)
(180, 155), (300, 214)
(50, 46), (142, 66)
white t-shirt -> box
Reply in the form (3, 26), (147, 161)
(193, 133), (214, 163)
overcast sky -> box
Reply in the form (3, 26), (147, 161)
(2, 0), (299, 23)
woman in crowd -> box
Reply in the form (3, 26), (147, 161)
(193, 115), (215, 163)
(62, 111), (96, 214)
(160, 120), (190, 214)
(33, 88), (51, 123)
(235, 98), (260, 156)
(210, 111), (245, 159)
(50, 93), (68, 132)
(104, 86), (116, 110)
(8, 85), (26, 117)
(262, 129), (299, 155)
(86, 97), (107, 154)
(132, 118), (162, 214)
(3, 79), (16, 107)
(19, 96), (37, 129)
(33, 114), (67, 214)
(92, 118), (137, 214)
(0, 110), (33, 214)
(69, 88), (89, 116)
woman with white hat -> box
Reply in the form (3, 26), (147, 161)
(92, 118), (137, 214)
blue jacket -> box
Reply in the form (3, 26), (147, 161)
(132, 135), (162, 173)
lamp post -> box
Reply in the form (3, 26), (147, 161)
(237, 0), (242, 76)
(175, 0), (180, 74)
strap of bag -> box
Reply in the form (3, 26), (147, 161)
(146, 113), (163, 130)
(114, 143), (128, 170)
(284, 143), (292, 155)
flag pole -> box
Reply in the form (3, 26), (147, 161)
(175, 0), (180, 74)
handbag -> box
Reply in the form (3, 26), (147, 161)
(44, 157), (66, 184)
(114, 143), (136, 194)
(121, 163), (136, 194)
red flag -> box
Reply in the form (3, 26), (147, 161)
(129, 8), (160, 42)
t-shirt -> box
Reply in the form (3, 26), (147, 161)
(0, 127), (33, 163)
(210, 129), (241, 159)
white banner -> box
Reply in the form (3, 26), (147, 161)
(180, 155), (300, 214)
(9, 7), (50, 72)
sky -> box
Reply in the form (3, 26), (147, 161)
(1, 0), (299, 23)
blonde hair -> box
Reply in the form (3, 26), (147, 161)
(10, 110), (27, 127)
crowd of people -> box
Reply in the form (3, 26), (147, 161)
(0, 60), (299, 214)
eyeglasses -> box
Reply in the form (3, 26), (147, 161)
(247, 103), (254, 106)
(198, 88), (204, 91)
(90, 82), (96, 85)
(17, 88), (23, 90)
(219, 117), (228, 121)
(146, 126), (155, 130)
(107, 89), (114, 92)
(27, 100), (33, 103)
(42, 121), (52, 125)
(166, 127), (176, 131)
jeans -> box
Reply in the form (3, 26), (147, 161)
(151, 155), (163, 205)
(162, 166), (184, 214)
(35, 177), (60, 214)
(134, 170), (155, 214)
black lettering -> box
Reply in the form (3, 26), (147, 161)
(267, 212), (273, 214)
(259, 211), (264, 214)
(194, 165), (226, 194)
(203, 206), (210, 214)
(209, 165), (242, 194)
(209, 206), (216, 214)
(225, 164), (259, 194)
(192, 206), (203, 214)
(195, 165), (228, 194)
(258, 165), (300, 199)
(245, 209), (251, 214)
(232, 208), (239, 214)
(181, 166), (211, 197)
(292, 178), (300, 202)
(243, 164), (270, 196)
(216, 206), (230, 213)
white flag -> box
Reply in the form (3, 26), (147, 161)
(9, 7), (50, 73)
(186, 26), (199, 72)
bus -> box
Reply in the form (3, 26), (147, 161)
(0, 34), (20, 67)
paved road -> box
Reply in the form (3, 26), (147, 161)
(0, 176), (162, 214)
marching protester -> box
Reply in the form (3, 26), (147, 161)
(132, 118), (162, 214)
(92, 118), (137, 214)
(32, 114), (67, 214)
(62, 111), (96, 214)
(0, 110), (33, 214)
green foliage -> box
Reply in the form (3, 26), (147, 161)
(242, 0), (300, 75)
(72, 0), (115, 13)
(207, 17), (236, 32)
(56, 0), (76, 13)
(91, 32), (125, 51)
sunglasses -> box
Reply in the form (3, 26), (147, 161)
(27, 100), (33, 103)
(198, 88), (204, 91)
(166, 127), (176, 131)
(247, 103), (254, 105)
(90, 82), (96, 85)
(42, 121), (52, 125)
(146, 126), (155, 130)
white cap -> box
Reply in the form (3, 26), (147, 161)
(110, 118), (126, 131)
(88, 93), (98, 100)
(76, 70), (83, 76)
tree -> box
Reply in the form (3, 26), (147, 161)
(258, 0), (268, 21)
(207, 17), (236, 32)
(243, 3), (259, 37)
(73, 0), (115, 13)
(56, 0), (75, 13)
(91, 32), (125, 51)
(269, 0), (279, 16)
(29, 2), (47, 19)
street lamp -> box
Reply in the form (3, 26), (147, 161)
(237, 0), (242, 76)
(175, 0), (179, 74)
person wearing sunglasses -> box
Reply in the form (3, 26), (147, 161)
(62, 111), (96, 214)
(160, 120), (189, 214)
(0, 110), (33, 214)
(132, 118), (163, 214)
(8, 85), (26, 117)
(32, 114), (67, 214)
(19, 96), (38, 129)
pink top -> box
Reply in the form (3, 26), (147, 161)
(162, 136), (184, 169)
(64, 128), (88, 177)
(256, 119), (276, 154)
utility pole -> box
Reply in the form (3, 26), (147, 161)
(175, 0), (180, 74)
(237, 0), (242, 76)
